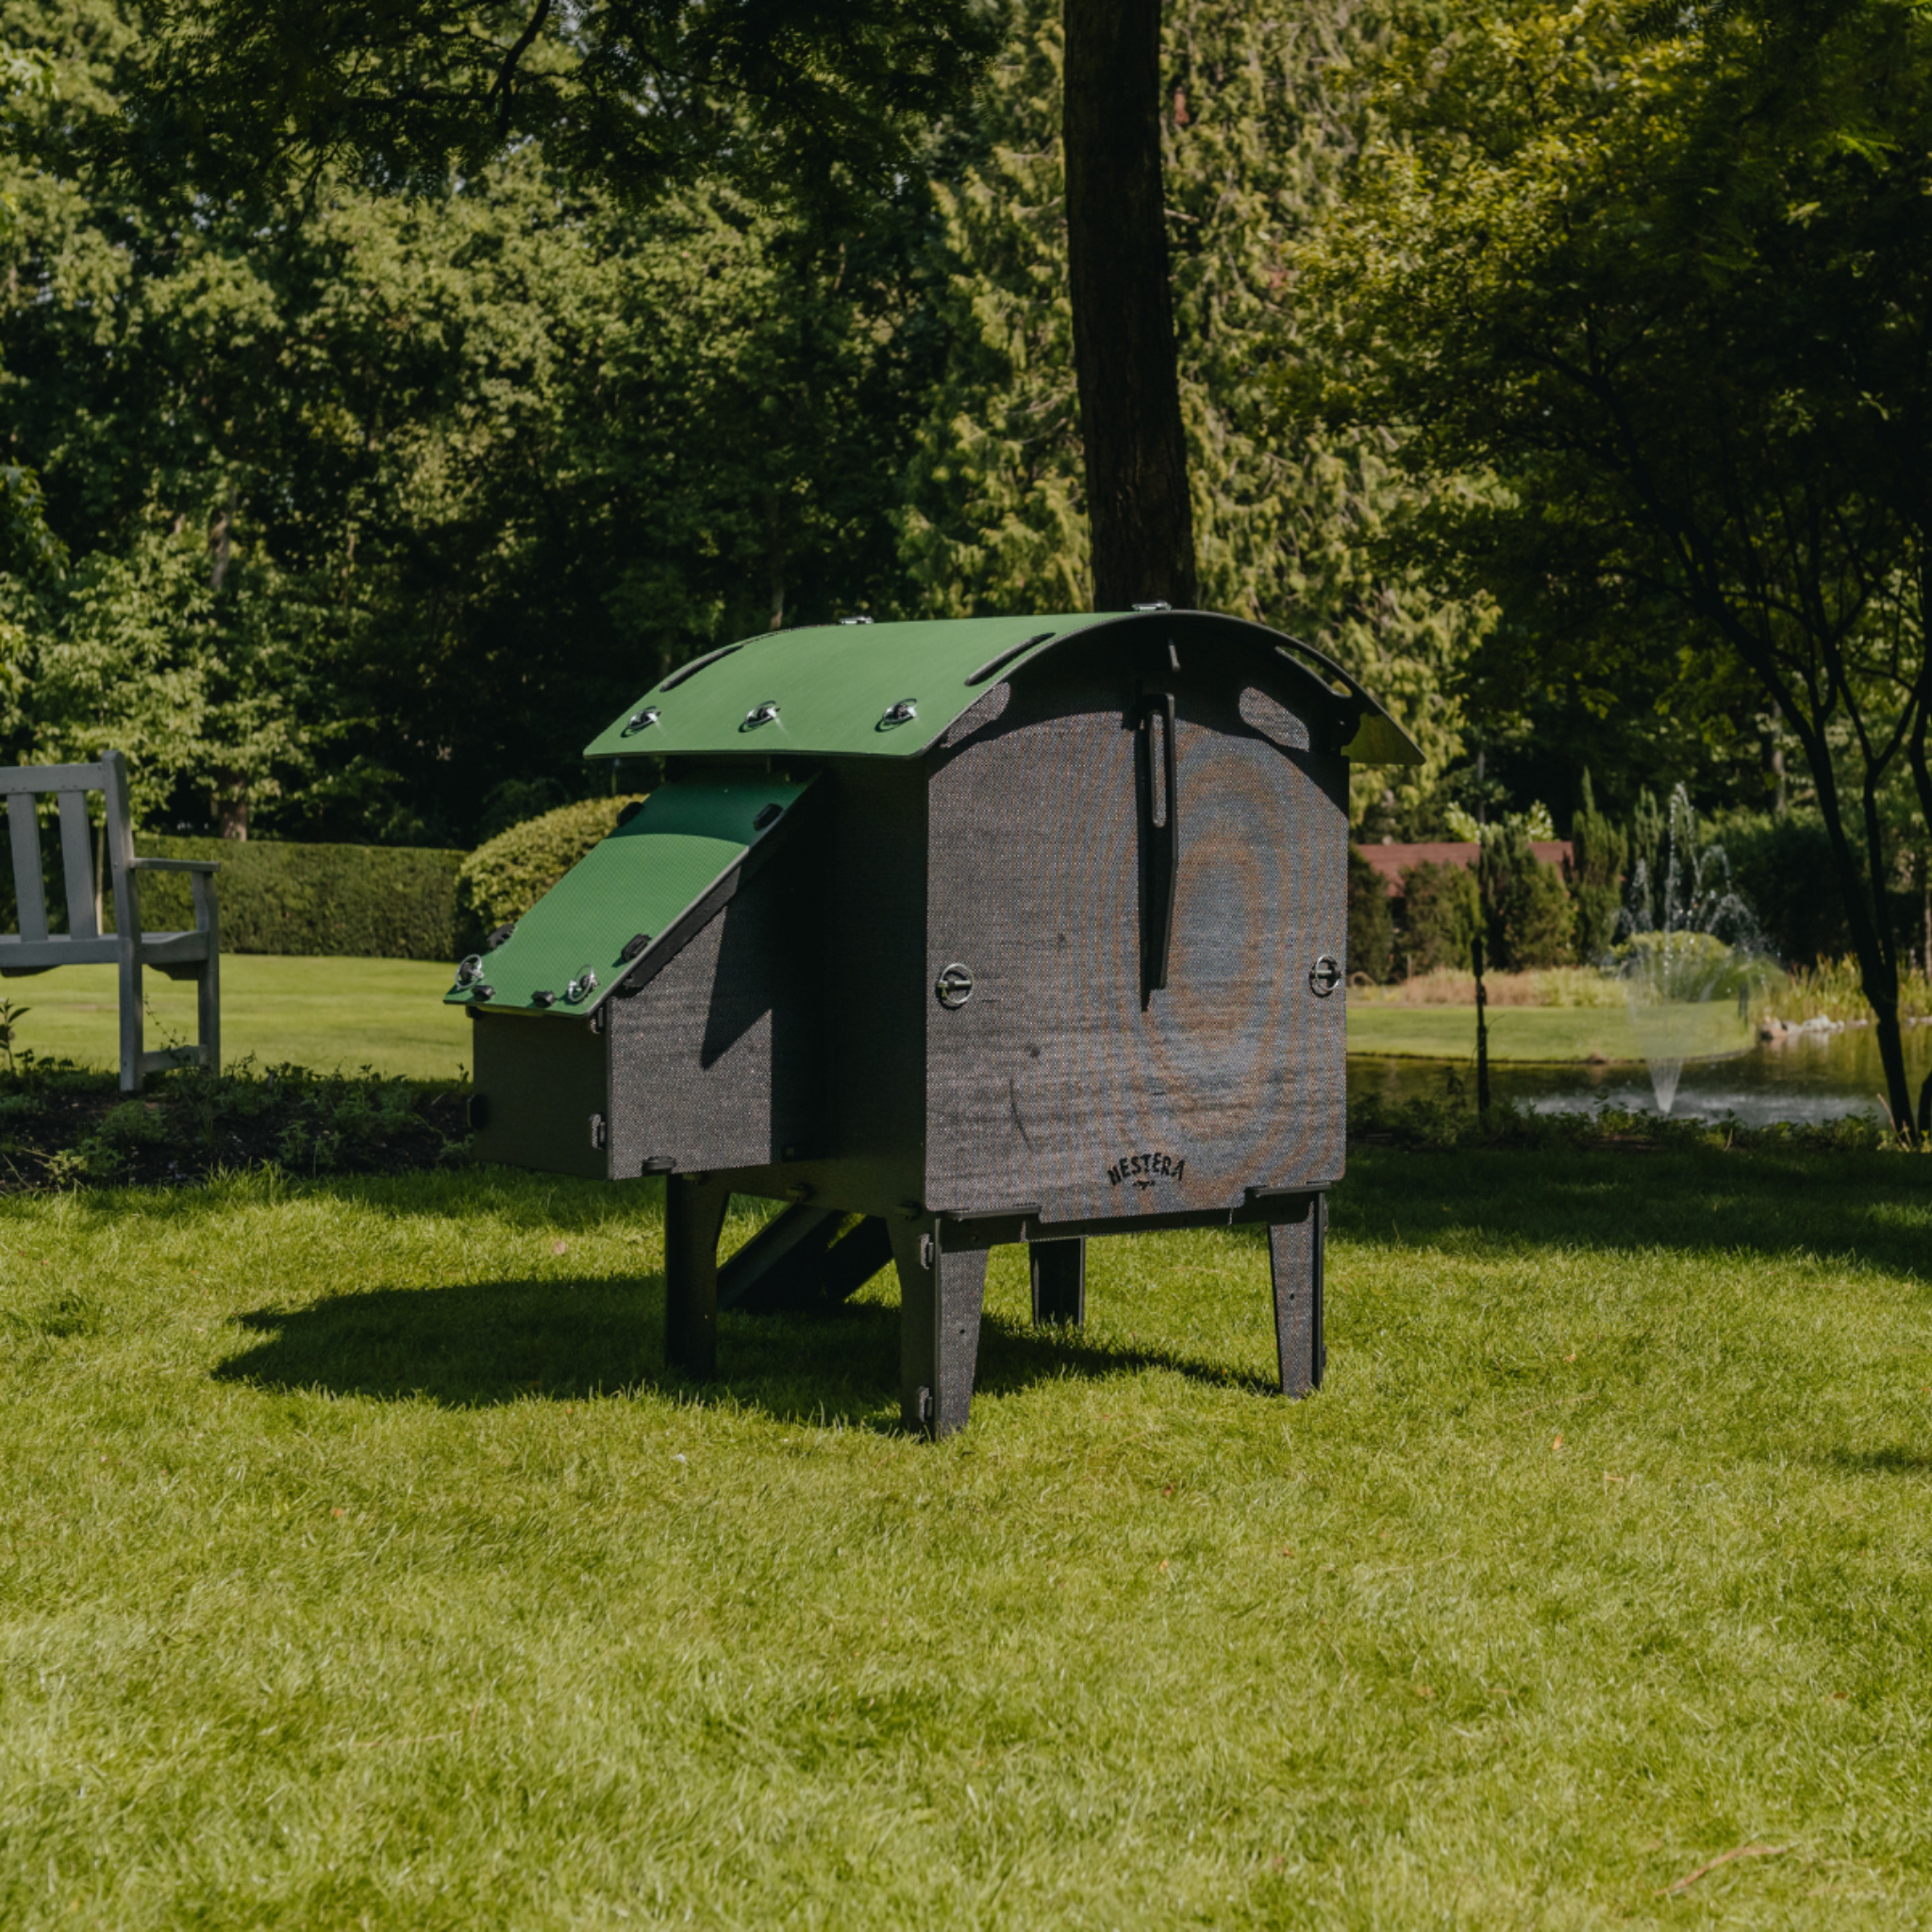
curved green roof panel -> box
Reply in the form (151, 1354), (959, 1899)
(582, 610), (1424, 766)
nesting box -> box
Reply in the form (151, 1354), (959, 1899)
(452, 609), (1419, 1435)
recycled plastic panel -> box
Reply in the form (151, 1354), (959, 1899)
(469, 1008), (608, 1180)
(445, 777), (809, 1017)
(921, 661), (1348, 1224)
(607, 824), (824, 1176)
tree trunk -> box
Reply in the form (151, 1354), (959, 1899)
(1063, 0), (1196, 610)
(215, 768), (248, 841)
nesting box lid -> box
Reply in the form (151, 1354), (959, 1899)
(583, 610), (1424, 765)
(445, 776), (810, 1017)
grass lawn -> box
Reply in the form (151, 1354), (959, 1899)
(1346, 1000), (1750, 1064)
(5, 956), (1746, 1081)
(3, 957), (469, 1082)
(3, 1150), (1929, 1925)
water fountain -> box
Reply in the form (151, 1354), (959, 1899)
(1610, 786), (1766, 1113)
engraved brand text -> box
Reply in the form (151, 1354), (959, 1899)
(1107, 1151), (1185, 1190)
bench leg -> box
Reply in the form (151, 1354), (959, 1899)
(192, 869), (220, 1074)
(664, 1173), (730, 1381)
(1268, 1196), (1326, 1398)
(1029, 1236), (1086, 1326)
(117, 938), (143, 1094)
(892, 1218), (988, 1440)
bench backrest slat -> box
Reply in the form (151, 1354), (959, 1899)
(0, 761), (107, 796)
(8, 792), (49, 941)
(56, 789), (97, 940)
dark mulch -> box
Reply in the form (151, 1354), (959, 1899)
(0, 1058), (471, 1193)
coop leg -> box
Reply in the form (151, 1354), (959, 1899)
(1029, 1237), (1086, 1326)
(891, 1218), (988, 1440)
(664, 1173), (730, 1382)
(1268, 1195), (1326, 1398)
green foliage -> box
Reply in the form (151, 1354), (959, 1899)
(128, 0), (1000, 224)
(1302, 0), (1932, 1113)
(899, 0), (1491, 821)
(1346, 848), (1394, 985)
(1483, 827), (1574, 973)
(455, 796), (643, 946)
(0, 1059), (467, 1189)
(1708, 808), (1857, 966)
(134, 837), (464, 962)
(1569, 769), (1626, 964)
(1, 0), (945, 843)
(1397, 858), (1480, 977)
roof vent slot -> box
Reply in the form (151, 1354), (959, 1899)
(659, 641), (743, 692)
(966, 632), (1055, 687)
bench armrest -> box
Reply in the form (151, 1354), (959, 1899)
(127, 858), (221, 874)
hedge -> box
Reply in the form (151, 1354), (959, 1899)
(456, 795), (644, 949)
(133, 837), (465, 961)
(1346, 848), (1394, 983)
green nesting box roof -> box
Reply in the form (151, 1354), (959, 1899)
(583, 610), (1424, 766)
(445, 776), (808, 1015)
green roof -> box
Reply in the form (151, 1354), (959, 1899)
(582, 610), (1424, 766)
(445, 776), (809, 1017)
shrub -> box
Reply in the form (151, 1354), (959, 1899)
(1347, 848), (1395, 983)
(1707, 808), (1855, 965)
(1569, 768), (1626, 964)
(1398, 859), (1480, 975)
(456, 795), (644, 947)
(1485, 827), (1575, 971)
(134, 839), (464, 961)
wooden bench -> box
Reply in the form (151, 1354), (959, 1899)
(0, 751), (220, 1091)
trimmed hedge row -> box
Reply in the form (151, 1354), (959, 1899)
(134, 837), (465, 961)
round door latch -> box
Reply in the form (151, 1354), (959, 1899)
(1308, 956), (1342, 998)
(935, 962), (974, 1009)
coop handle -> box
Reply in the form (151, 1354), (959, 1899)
(1141, 691), (1179, 996)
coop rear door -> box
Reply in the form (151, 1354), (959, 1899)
(924, 675), (1348, 1223)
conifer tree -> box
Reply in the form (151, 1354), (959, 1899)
(1569, 768), (1627, 963)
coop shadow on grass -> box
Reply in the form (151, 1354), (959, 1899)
(210, 1273), (1273, 1420)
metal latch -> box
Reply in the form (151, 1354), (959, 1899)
(1140, 690), (1179, 998)
(935, 963), (974, 1009)
(1308, 957), (1341, 997)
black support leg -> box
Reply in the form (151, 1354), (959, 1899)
(1268, 1195), (1326, 1398)
(1029, 1237), (1087, 1326)
(891, 1218), (989, 1440)
(664, 1173), (730, 1381)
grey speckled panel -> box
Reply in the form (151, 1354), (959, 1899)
(923, 674), (1347, 1223)
(607, 846), (821, 1175)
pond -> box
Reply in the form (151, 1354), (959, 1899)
(1348, 1017), (1932, 1125)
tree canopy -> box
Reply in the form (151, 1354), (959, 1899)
(1300, 0), (1932, 1121)
(127, 0), (1002, 217)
